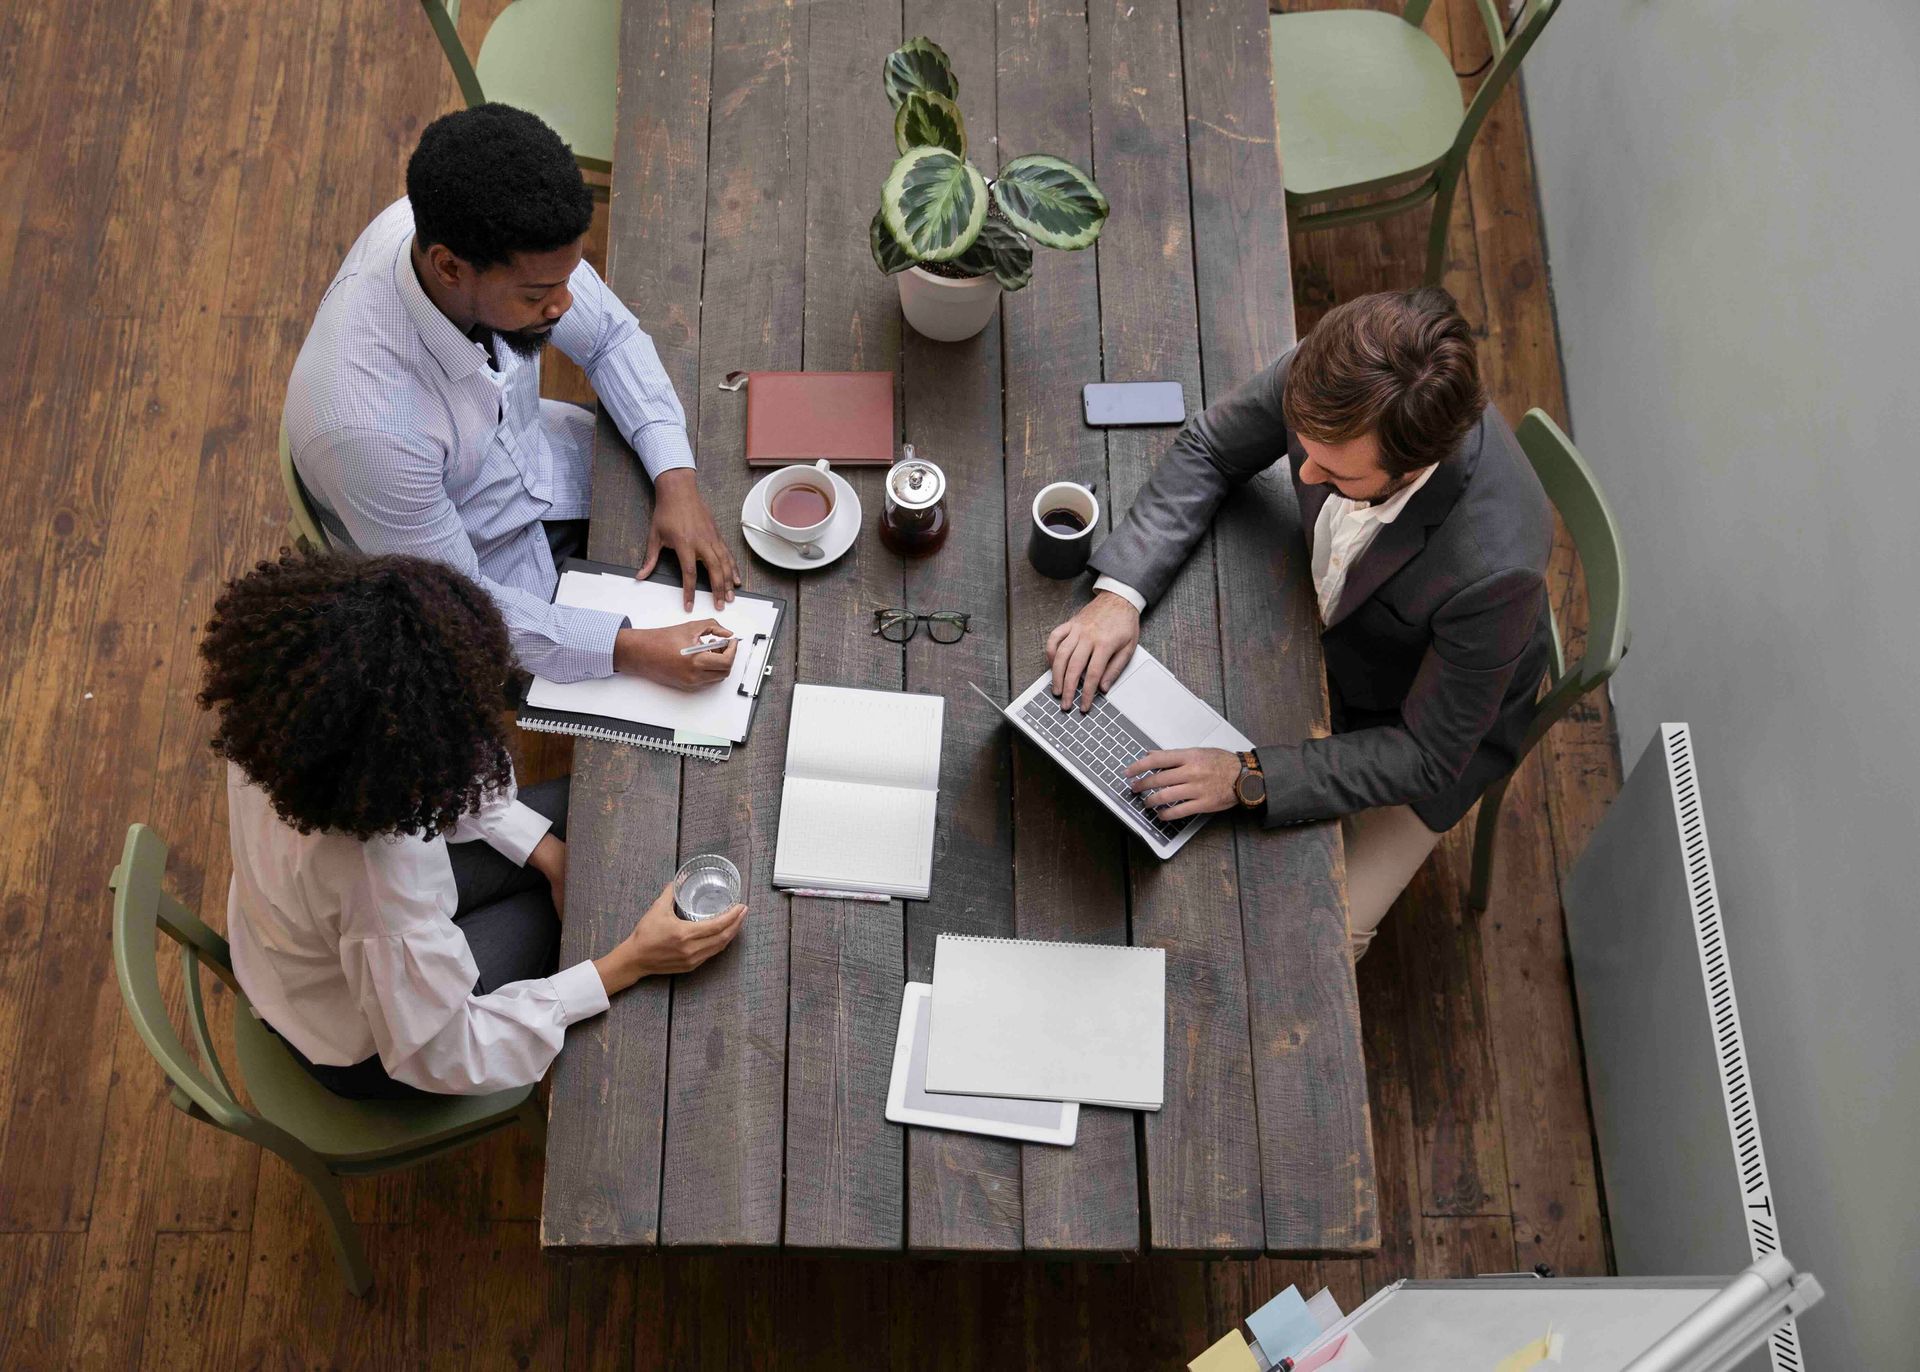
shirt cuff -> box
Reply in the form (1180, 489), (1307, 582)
(633, 424), (696, 481)
(1092, 575), (1148, 613)
(550, 960), (612, 1024)
(549, 603), (627, 680)
(490, 800), (554, 867)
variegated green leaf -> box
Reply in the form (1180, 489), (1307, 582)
(880, 148), (987, 263)
(869, 208), (915, 275)
(990, 154), (1109, 250)
(883, 37), (958, 111)
(953, 219), (1033, 291)
(893, 90), (966, 157)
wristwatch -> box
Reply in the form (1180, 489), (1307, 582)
(1233, 750), (1266, 810)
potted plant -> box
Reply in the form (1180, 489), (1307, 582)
(871, 37), (1110, 342)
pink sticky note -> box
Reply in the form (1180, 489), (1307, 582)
(1290, 1334), (1349, 1372)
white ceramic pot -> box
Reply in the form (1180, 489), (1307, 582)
(896, 266), (1001, 342)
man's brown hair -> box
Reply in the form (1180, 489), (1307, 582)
(1282, 286), (1487, 478)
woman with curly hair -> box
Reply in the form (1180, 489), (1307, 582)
(202, 550), (744, 1099)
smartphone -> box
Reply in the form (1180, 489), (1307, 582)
(1083, 381), (1186, 427)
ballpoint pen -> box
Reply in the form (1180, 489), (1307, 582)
(679, 634), (743, 656)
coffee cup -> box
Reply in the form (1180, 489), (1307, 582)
(1028, 480), (1099, 579)
(765, 459), (837, 542)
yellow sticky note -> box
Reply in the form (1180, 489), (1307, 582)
(1188, 1328), (1260, 1372)
(1494, 1329), (1564, 1372)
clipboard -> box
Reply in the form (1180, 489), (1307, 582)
(514, 556), (785, 761)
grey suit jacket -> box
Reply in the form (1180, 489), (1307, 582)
(1089, 349), (1554, 832)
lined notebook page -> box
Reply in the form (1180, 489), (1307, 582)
(786, 685), (943, 790)
(773, 778), (937, 895)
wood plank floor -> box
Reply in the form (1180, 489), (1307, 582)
(0, 0), (1619, 1364)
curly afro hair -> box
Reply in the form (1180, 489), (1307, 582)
(199, 550), (517, 841)
(406, 103), (595, 270)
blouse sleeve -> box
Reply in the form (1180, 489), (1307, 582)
(446, 764), (553, 867)
(338, 840), (605, 1094)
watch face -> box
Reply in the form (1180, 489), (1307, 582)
(1239, 768), (1266, 806)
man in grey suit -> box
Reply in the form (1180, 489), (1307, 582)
(1047, 287), (1554, 954)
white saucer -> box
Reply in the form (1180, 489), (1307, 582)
(741, 469), (862, 571)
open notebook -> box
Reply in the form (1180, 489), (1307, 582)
(518, 560), (784, 761)
(772, 685), (944, 900)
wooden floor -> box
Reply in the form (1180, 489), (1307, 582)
(0, 0), (1620, 1366)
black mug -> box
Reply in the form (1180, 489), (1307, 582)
(1027, 481), (1100, 579)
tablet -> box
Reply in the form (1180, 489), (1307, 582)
(886, 983), (1078, 1146)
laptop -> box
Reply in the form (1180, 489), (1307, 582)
(977, 646), (1254, 859)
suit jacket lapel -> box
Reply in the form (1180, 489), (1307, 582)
(1320, 419), (1483, 628)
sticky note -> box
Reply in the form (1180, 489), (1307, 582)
(1311, 1330), (1376, 1370)
(1291, 1334), (1350, 1372)
(1305, 1287), (1344, 1333)
(1188, 1328), (1260, 1372)
(1494, 1329), (1564, 1372)
(1247, 1285), (1321, 1363)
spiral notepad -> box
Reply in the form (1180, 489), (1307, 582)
(516, 558), (784, 761)
(924, 933), (1166, 1110)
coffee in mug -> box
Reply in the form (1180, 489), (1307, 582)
(1027, 480), (1100, 579)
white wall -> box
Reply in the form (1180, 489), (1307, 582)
(1525, 2), (1920, 1365)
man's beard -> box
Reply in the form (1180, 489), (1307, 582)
(494, 324), (553, 359)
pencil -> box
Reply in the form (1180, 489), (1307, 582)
(779, 887), (894, 904)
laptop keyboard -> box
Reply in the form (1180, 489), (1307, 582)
(1018, 692), (1188, 845)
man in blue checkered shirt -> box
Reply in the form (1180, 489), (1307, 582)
(286, 104), (743, 688)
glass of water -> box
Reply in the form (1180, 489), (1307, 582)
(673, 854), (741, 922)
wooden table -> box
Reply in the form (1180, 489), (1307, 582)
(540, 0), (1376, 1258)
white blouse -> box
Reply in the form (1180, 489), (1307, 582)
(224, 762), (608, 1095)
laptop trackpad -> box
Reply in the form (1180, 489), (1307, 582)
(1107, 652), (1222, 748)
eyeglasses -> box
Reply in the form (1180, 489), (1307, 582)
(872, 609), (972, 644)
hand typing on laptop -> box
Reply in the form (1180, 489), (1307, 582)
(1124, 749), (1243, 822)
(1045, 589), (1142, 711)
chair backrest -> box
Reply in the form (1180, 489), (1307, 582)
(110, 825), (256, 1137)
(279, 420), (330, 553)
(1514, 409), (1629, 745)
(1403, 0), (1561, 169)
(416, 0), (485, 108)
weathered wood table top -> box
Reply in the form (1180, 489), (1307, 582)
(540, 0), (1376, 1258)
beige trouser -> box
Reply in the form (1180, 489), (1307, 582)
(1341, 804), (1446, 961)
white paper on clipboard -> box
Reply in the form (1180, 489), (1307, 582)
(523, 571), (779, 742)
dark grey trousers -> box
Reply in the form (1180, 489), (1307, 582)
(280, 776), (572, 1100)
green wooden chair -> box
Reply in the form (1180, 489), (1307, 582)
(110, 824), (543, 1295)
(1269, 0), (1562, 285)
(416, 0), (616, 190)
(1468, 410), (1628, 911)
(279, 419), (330, 553)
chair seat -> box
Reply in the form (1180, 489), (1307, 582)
(234, 1010), (532, 1163)
(475, 0), (618, 170)
(1270, 9), (1464, 201)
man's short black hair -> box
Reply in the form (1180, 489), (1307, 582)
(406, 103), (594, 270)
(199, 550), (517, 841)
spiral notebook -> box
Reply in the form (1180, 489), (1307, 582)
(925, 933), (1166, 1110)
(516, 557), (784, 761)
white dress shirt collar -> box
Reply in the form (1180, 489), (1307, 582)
(392, 232), (493, 384)
(1325, 459), (1439, 528)
(1311, 461), (1440, 624)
